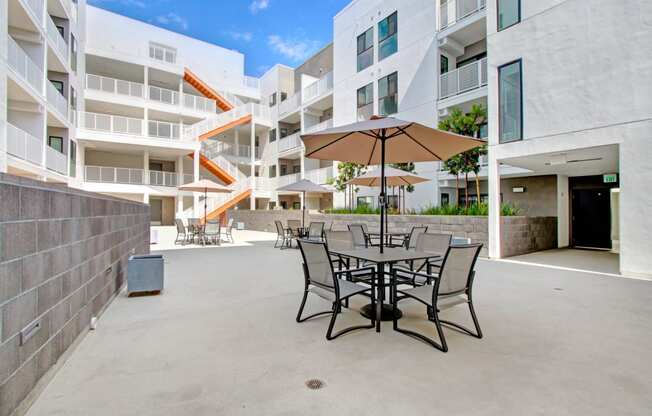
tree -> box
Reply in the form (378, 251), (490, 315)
(391, 162), (416, 213)
(438, 104), (487, 207)
(331, 162), (365, 210)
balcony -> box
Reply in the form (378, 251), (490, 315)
(7, 36), (43, 96)
(302, 72), (333, 104)
(439, 0), (486, 31)
(304, 166), (334, 185)
(86, 74), (144, 98)
(46, 146), (68, 175)
(277, 172), (301, 188)
(439, 57), (487, 100)
(278, 92), (301, 117)
(149, 85), (179, 106)
(305, 118), (333, 134)
(22, 0), (44, 25)
(6, 123), (43, 167)
(204, 142), (260, 160)
(278, 132), (303, 153)
(46, 15), (69, 64)
(183, 93), (216, 113)
(148, 120), (181, 140)
(84, 166), (194, 187)
(79, 112), (144, 136)
(47, 81), (69, 121)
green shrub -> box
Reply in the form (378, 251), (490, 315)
(325, 202), (520, 216)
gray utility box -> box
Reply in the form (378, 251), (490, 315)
(127, 254), (164, 296)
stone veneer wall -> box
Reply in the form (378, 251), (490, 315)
(227, 210), (557, 258)
(0, 174), (150, 416)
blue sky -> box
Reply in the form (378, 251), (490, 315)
(88, 0), (350, 77)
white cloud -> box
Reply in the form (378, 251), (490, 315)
(225, 30), (253, 42)
(249, 0), (270, 14)
(155, 12), (188, 30)
(267, 35), (321, 62)
(256, 65), (271, 75)
(92, 0), (147, 8)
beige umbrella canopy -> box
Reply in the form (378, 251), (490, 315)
(178, 179), (232, 221)
(302, 116), (483, 253)
(276, 179), (333, 227)
(348, 166), (429, 187)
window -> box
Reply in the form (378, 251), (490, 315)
(357, 83), (374, 120)
(378, 12), (397, 61)
(269, 92), (277, 107)
(440, 193), (450, 206)
(497, 0), (521, 31)
(280, 92), (287, 102)
(149, 42), (176, 64)
(357, 196), (374, 207)
(50, 80), (64, 96)
(478, 123), (488, 139)
(292, 202), (301, 210)
(457, 52), (487, 68)
(70, 86), (76, 109)
(292, 165), (301, 174)
(269, 128), (277, 142)
(378, 72), (398, 116)
(56, 25), (64, 38)
(48, 136), (63, 153)
(269, 165), (276, 178)
(280, 165), (287, 176)
(440, 55), (449, 75)
(280, 127), (288, 138)
(70, 34), (77, 72)
(69, 140), (76, 177)
(356, 27), (373, 72)
(498, 60), (522, 143)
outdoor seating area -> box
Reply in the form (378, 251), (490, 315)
(174, 217), (235, 246)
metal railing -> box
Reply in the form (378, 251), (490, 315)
(305, 119), (333, 134)
(7, 36), (43, 95)
(302, 72), (334, 103)
(183, 103), (268, 140)
(86, 74), (144, 98)
(278, 92), (301, 116)
(149, 85), (179, 106)
(46, 146), (68, 175)
(278, 132), (303, 153)
(47, 81), (69, 120)
(148, 120), (181, 140)
(439, 0), (487, 30)
(23, 0), (44, 24)
(204, 141), (260, 159)
(439, 57), (488, 99)
(277, 172), (301, 188)
(59, 0), (72, 19)
(183, 93), (216, 113)
(7, 123), (43, 166)
(85, 166), (196, 187)
(79, 111), (144, 136)
(149, 170), (181, 187)
(304, 166), (334, 185)
(47, 15), (69, 62)
(195, 176), (253, 217)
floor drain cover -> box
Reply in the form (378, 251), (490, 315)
(305, 379), (325, 390)
(554, 287), (564, 291)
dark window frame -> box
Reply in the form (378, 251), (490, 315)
(378, 71), (398, 116)
(356, 82), (373, 109)
(70, 34), (77, 72)
(269, 128), (277, 143)
(498, 59), (523, 143)
(48, 136), (64, 153)
(50, 80), (64, 96)
(269, 92), (277, 107)
(497, 0), (521, 31)
(440, 55), (449, 75)
(356, 27), (374, 72)
(378, 11), (398, 61)
(456, 52), (487, 68)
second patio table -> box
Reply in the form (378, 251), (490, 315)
(328, 247), (443, 332)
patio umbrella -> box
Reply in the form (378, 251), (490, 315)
(348, 166), (430, 230)
(302, 116), (483, 253)
(276, 179), (333, 228)
(178, 179), (232, 221)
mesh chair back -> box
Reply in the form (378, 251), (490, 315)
(308, 222), (325, 239)
(325, 231), (354, 251)
(227, 218), (234, 227)
(175, 219), (185, 233)
(361, 223), (369, 233)
(205, 220), (220, 234)
(416, 233), (451, 255)
(406, 226), (428, 249)
(438, 244), (482, 296)
(298, 240), (335, 289)
(274, 220), (285, 237)
(288, 219), (301, 230)
(348, 224), (367, 247)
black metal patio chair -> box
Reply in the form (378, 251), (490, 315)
(221, 218), (235, 243)
(395, 233), (452, 286)
(274, 220), (293, 249)
(174, 218), (189, 245)
(404, 226), (428, 249)
(306, 221), (325, 241)
(392, 243), (483, 352)
(296, 239), (376, 340)
(204, 220), (221, 245)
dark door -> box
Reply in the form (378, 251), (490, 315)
(571, 188), (611, 249)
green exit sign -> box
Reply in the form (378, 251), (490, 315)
(603, 173), (618, 183)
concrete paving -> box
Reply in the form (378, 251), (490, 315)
(509, 248), (620, 276)
(26, 229), (652, 415)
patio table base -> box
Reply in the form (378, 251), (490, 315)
(360, 303), (402, 321)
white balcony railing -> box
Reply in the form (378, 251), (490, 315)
(23, 0), (44, 24)
(277, 172), (301, 188)
(304, 166), (334, 185)
(183, 93), (216, 113)
(243, 76), (260, 90)
(148, 120), (181, 140)
(6, 123), (43, 166)
(439, 57), (487, 99)
(305, 119), (333, 134)
(149, 85), (179, 106)
(183, 103), (268, 140)
(439, 0), (487, 30)
(149, 170), (181, 187)
(204, 141), (260, 159)
(59, 0), (72, 18)
(47, 81), (69, 120)
(85, 166), (196, 187)
(86, 74), (144, 98)
(79, 111), (144, 136)
(46, 146), (68, 175)
(302, 72), (334, 103)
(278, 92), (301, 116)
(47, 15), (69, 62)
(278, 132), (303, 153)
(7, 36), (43, 95)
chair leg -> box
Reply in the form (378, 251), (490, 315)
(393, 290), (448, 352)
(439, 300), (483, 339)
(325, 291), (375, 341)
(296, 291), (336, 323)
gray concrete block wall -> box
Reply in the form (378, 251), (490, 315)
(0, 174), (150, 416)
(501, 216), (558, 257)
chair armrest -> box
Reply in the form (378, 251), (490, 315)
(393, 267), (437, 281)
(334, 266), (376, 276)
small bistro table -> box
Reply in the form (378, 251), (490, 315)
(328, 247), (443, 332)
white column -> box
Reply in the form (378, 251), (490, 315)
(143, 150), (150, 203)
(250, 122), (256, 210)
(178, 77), (183, 110)
(488, 150), (501, 259)
(193, 149), (200, 217)
(557, 175), (570, 248)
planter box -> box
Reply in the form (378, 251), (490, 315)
(128, 254), (164, 295)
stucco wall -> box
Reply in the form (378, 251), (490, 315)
(0, 174), (150, 416)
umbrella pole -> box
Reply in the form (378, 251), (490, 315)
(380, 132), (386, 254)
(302, 191), (306, 229)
